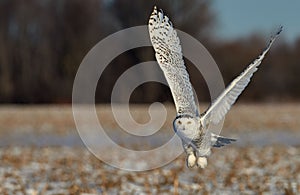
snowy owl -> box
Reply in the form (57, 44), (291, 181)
(148, 6), (282, 168)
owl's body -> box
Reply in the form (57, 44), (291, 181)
(173, 115), (209, 168)
(173, 114), (236, 168)
(148, 6), (282, 168)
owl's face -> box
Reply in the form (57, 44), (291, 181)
(173, 116), (199, 139)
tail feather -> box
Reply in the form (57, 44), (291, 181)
(211, 133), (236, 148)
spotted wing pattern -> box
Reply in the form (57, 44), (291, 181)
(148, 6), (198, 117)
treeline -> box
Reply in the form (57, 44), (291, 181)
(0, 0), (299, 103)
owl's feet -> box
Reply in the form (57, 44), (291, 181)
(197, 156), (207, 169)
(186, 153), (197, 168)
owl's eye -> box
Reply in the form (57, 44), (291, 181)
(187, 121), (192, 125)
(178, 120), (182, 125)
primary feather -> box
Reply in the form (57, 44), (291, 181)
(201, 27), (282, 125)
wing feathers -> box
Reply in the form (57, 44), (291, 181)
(149, 6), (199, 116)
(211, 133), (236, 148)
(201, 26), (282, 125)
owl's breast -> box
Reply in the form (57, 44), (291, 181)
(174, 125), (200, 142)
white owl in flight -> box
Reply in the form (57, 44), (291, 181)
(148, 6), (282, 168)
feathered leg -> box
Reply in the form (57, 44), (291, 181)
(182, 141), (197, 168)
(193, 138), (208, 169)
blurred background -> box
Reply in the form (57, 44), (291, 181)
(0, 0), (299, 104)
(1, 1), (300, 194)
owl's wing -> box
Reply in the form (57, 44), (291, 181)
(148, 6), (199, 117)
(201, 27), (282, 125)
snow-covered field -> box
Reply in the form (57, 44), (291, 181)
(0, 104), (299, 194)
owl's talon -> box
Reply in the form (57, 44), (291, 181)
(197, 156), (207, 168)
(186, 154), (197, 168)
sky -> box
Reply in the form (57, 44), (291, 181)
(211, 0), (300, 43)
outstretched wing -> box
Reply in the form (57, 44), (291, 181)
(148, 6), (199, 117)
(201, 26), (282, 125)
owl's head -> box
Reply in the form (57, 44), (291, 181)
(173, 115), (199, 138)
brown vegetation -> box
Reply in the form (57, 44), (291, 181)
(0, 145), (299, 194)
(0, 104), (299, 136)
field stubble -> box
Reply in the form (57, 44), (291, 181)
(0, 104), (299, 194)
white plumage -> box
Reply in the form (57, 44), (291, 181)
(201, 32), (282, 125)
(148, 7), (199, 117)
(148, 6), (282, 168)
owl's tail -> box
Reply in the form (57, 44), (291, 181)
(211, 133), (236, 148)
